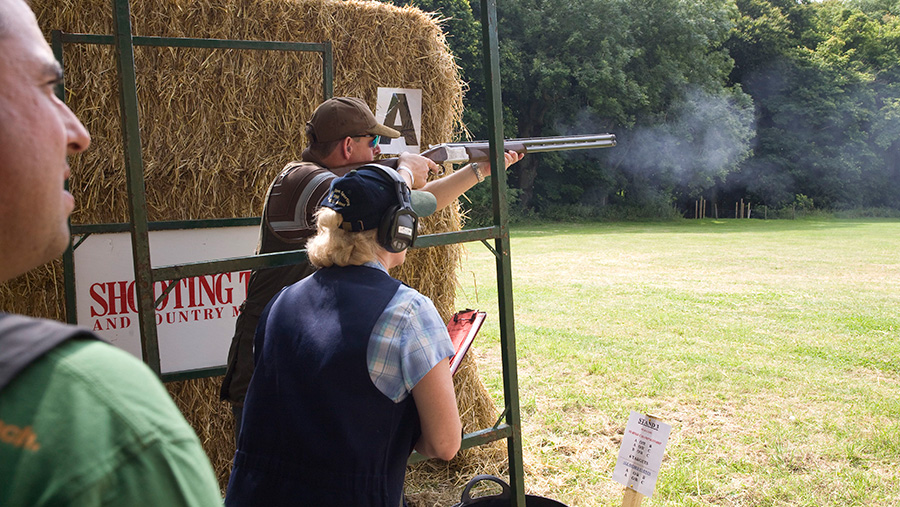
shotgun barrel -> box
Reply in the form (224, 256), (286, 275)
(330, 133), (617, 175)
(422, 133), (617, 164)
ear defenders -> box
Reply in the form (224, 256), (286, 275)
(361, 164), (419, 253)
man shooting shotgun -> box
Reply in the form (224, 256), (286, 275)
(221, 97), (615, 439)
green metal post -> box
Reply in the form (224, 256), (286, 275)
(111, 0), (161, 374)
(51, 30), (79, 325)
(479, 1), (525, 505)
(323, 41), (334, 100)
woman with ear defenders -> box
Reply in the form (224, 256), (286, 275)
(224, 165), (461, 507)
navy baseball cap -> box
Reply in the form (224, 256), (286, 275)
(321, 165), (437, 232)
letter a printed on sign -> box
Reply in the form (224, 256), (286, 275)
(375, 88), (422, 155)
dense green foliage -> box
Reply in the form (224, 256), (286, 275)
(385, 0), (900, 220)
(722, 0), (900, 210)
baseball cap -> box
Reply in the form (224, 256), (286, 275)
(307, 97), (402, 143)
(321, 165), (437, 232)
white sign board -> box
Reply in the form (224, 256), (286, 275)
(612, 411), (672, 497)
(375, 87), (423, 155)
(73, 227), (258, 374)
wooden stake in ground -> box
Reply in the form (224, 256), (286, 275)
(622, 486), (644, 506)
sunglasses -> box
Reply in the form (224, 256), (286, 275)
(352, 134), (381, 148)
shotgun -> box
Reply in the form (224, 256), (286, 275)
(332, 133), (617, 174)
(421, 133), (616, 165)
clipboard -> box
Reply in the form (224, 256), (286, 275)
(446, 309), (486, 375)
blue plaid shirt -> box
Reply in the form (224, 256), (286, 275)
(365, 262), (454, 402)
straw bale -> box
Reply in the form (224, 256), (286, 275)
(1, 0), (506, 500)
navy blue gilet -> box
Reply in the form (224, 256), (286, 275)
(225, 265), (421, 507)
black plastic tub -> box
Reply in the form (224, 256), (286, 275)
(451, 475), (568, 507)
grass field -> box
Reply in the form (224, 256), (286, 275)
(454, 218), (900, 506)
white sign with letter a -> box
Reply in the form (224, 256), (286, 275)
(612, 411), (672, 497)
(375, 87), (422, 155)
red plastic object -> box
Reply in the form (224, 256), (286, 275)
(446, 309), (486, 375)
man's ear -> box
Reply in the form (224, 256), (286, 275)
(339, 137), (353, 160)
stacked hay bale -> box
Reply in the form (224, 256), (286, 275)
(2, 0), (507, 503)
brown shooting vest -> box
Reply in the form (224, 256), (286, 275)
(219, 160), (336, 405)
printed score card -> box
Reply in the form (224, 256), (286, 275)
(612, 411), (672, 497)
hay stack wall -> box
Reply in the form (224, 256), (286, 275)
(2, 0), (507, 499)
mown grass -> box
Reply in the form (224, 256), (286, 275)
(454, 218), (900, 506)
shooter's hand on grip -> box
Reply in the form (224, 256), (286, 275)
(397, 152), (438, 189)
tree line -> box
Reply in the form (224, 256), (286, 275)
(386, 0), (900, 220)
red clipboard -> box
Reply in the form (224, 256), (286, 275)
(446, 309), (486, 375)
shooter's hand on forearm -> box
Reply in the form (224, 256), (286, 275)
(474, 150), (524, 179)
(421, 150), (524, 211)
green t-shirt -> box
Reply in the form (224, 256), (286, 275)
(0, 339), (222, 506)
